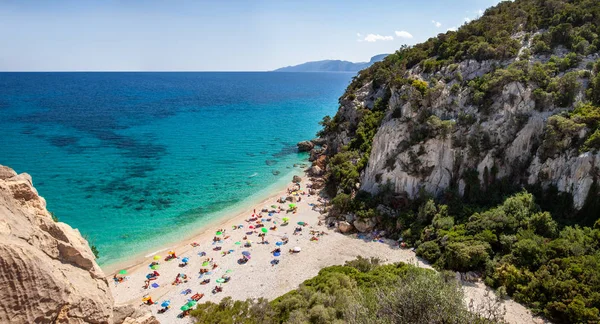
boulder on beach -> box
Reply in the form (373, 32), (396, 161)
(297, 141), (314, 152)
(310, 179), (325, 189)
(292, 175), (302, 183)
(353, 218), (376, 233)
(338, 221), (354, 233)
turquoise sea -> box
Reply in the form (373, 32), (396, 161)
(0, 72), (353, 266)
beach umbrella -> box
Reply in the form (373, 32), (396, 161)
(151, 283), (159, 288)
(216, 231), (222, 236)
(249, 225), (255, 229)
(297, 221), (305, 225)
(271, 205), (277, 208)
(293, 246), (301, 252)
(151, 265), (159, 270)
(282, 217), (289, 222)
(274, 252), (281, 257)
(276, 241), (283, 246)
(226, 269), (233, 273)
(180, 305), (189, 312)
(202, 261), (210, 267)
(261, 228), (268, 233)
(289, 203), (296, 208)
(119, 269), (127, 275)
(182, 257), (189, 263)
(187, 301), (197, 307)
(215, 278), (225, 283)
(235, 241), (241, 245)
(153, 255), (161, 260)
(161, 301), (170, 308)
(242, 251), (251, 257)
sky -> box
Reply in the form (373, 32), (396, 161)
(0, 0), (502, 71)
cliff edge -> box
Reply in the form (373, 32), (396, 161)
(0, 165), (156, 323)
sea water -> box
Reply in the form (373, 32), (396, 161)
(0, 72), (353, 266)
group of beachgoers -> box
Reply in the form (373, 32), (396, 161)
(112, 180), (324, 319)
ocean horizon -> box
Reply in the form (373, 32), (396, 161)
(0, 71), (353, 266)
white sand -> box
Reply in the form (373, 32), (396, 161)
(109, 177), (546, 324)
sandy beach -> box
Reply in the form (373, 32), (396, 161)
(108, 173), (544, 324)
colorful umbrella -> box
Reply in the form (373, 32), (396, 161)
(153, 255), (161, 260)
(282, 217), (289, 222)
(289, 203), (296, 208)
(274, 252), (281, 257)
(216, 231), (222, 236)
(271, 205), (277, 208)
(161, 301), (170, 308)
(119, 269), (127, 275)
(242, 251), (251, 257)
(180, 305), (189, 312)
(182, 257), (189, 263)
(151, 265), (159, 270)
(261, 228), (268, 233)
(187, 301), (197, 307)
(151, 283), (159, 288)
(249, 225), (255, 229)
(297, 221), (305, 225)
(293, 246), (301, 252)
(215, 278), (225, 283)
(276, 241), (283, 246)
(202, 261), (209, 267)
(235, 241), (241, 245)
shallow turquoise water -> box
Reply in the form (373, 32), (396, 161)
(0, 72), (353, 266)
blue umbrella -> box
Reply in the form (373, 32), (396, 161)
(161, 301), (170, 308)
(182, 257), (189, 263)
(242, 251), (251, 257)
(276, 241), (283, 246)
(274, 252), (281, 257)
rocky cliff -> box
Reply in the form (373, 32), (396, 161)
(0, 165), (156, 323)
(316, 0), (600, 215)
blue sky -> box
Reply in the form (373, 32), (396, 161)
(0, 0), (501, 71)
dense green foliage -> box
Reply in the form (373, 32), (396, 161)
(316, 1), (600, 323)
(410, 192), (600, 323)
(191, 257), (503, 324)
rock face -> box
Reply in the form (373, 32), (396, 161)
(323, 39), (600, 210)
(297, 141), (314, 152)
(0, 165), (156, 324)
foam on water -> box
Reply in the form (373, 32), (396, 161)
(0, 72), (353, 266)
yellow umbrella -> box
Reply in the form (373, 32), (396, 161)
(153, 255), (161, 260)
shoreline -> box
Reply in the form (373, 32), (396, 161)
(101, 167), (304, 275)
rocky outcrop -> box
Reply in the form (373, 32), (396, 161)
(292, 175), (302, 183)
(297, 141), (314, 152)
(0, 165), (156, 324)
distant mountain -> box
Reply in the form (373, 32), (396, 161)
(273, 54), (388, 72)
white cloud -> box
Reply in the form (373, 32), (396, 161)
(363, 34), (394, 42)
(478, 9), (484, 16)
(395, 30), (413, 38)
(464, 17), (471, 23)
(447, 26), (457, 32)
(356, 33), (361, 37)
(431, 20), (442, 28)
